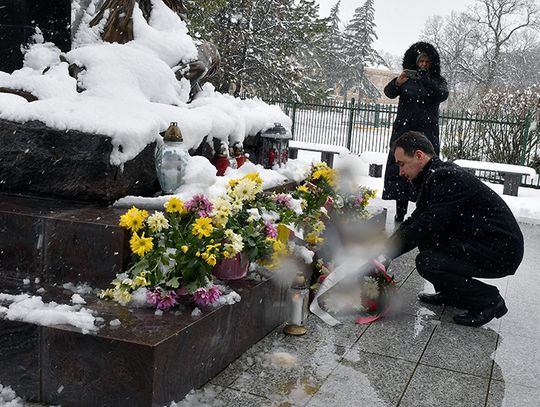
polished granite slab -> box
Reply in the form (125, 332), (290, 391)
(0, 276), (287, 406)
(0, 193), (130, 286)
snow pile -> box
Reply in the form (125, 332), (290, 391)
(114, 158), (307, 208)
(0, 293), (97, 333)
(0, 0), (291, 166)
(169, 387), (223, 407)
(0, 384), (25, 407)
(62, 282), (95, 295)
(267, 352), (298, 368)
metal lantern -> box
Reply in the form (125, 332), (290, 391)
(259, 123), (292, 168)
(155, 122), (190, 194)
(283, 272), (309, 336)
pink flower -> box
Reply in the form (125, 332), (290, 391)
(208, 285), (221, 303)
(146, 288), (161, 307)
(353, 194), (364, 207)
(265, 221), (278, 238)
(185, 194), (214, 217)
(146, 287), (178, 310)
(193, 286), (220, 307)
(272, 193), (292, 208)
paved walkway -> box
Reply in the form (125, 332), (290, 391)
(176, 220), (540, 407)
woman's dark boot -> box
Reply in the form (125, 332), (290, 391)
(394, 199), (408, 223)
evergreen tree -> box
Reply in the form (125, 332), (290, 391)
(318, 1), (346, 94)
(186, 0), (329, 99)
(342, 0), (382, 101)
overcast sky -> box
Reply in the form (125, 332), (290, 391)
(316, 0), (476, 56)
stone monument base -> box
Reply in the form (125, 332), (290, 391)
(0, 119), (158, 204)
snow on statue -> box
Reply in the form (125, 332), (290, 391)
(0, 0), (291, 167)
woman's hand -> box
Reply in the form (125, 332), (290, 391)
(396, 71), (408, 86)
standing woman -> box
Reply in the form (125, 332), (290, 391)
(383, 42), (448, 222)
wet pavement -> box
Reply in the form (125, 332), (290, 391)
(177, 220), (540, 407)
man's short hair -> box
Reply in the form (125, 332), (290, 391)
(392, 131), (436, 156)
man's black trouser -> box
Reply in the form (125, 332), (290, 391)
(415, 248), (519, 309)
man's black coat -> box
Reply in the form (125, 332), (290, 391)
(383, 42), (448, 201)
(387, 157), (524, 275)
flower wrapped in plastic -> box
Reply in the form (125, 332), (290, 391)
(310, 259), (396, 325)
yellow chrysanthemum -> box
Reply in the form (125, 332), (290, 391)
(305, 232), (324, 245)
(164, 197), (185, 213)
(119, 207), (148, 232)
(312, 168), (337, 186)
(192, 217), (214, 238)
(228, 178), (239, 188)
(99, 288), (115, 299)
(130, 232), (154, 257)
(113, 288), (132, 305)
(205, 254), (217, 267)
(181, 245), (188, 253)
(243, 172), (263, 185)
(297, 185), (308, 193)
(133, 275), (150, 287)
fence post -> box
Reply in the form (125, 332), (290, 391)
(520, 111), (532, 165)
(291, 100), (298, 140)
(346, 98), (355, 150)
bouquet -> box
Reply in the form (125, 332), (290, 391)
(101, 173), (276, 310)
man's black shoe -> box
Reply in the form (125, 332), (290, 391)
(418, 292), (457, 307)
(453, 297), (508, 328)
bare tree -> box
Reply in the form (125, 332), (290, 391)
(422, 0), (540, 108)
(468, 0), (540, 91)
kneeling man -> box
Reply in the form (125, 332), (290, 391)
(384, 131), (523, 327)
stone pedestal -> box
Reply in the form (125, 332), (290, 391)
(0, 276), (286, 406)
(0, 193), (288, 406)
(0, 119), (159, 204)
(0, 193), (130, 285)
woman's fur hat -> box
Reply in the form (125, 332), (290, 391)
(402, 42), (442, 76)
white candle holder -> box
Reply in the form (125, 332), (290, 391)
(283, 274), (309, 336)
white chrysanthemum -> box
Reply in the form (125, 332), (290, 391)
(230, 197), (244, 212)
(213, 210), (229, 227)
(147, 211), (169, 232)
(363, 277), (380, 300)
(224, 229), (244, 254)
(212, 196), (233, 214)
(231, 178), (257, 201)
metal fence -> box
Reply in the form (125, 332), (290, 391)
(268, 98), (540, 189)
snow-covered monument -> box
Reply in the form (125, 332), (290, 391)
(0, 1), (295, 405)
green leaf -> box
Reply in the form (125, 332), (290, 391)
(166, 276), (180, 289)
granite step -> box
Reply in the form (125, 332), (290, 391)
(0, 275), (286, 406)
(0, 193), (130, 286)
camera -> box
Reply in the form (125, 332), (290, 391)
(404, 69), (420, 79)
